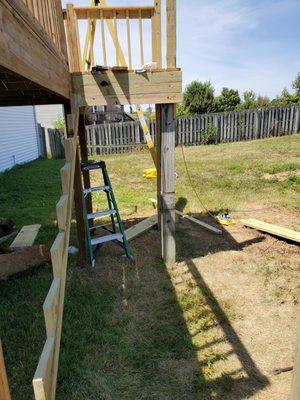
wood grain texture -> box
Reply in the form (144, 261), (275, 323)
(158, 104), (176, 264)
(166, 0), (176, 68)
(43, 278), (61, 337)
(0, 0), (70, 99)
(64, 6), (155, 20)
(151, 0), (162, 67)
(72, 70), (182, 106)
(33, 337), (55, 400)
(241, 219), (300, 243)
(10, 224), (41, 250)
(292, 314), (300, 399)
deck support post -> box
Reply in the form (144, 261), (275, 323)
(65, 104), (88, 266)
(157, 103), (176, 265)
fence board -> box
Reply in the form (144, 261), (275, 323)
(55, 105), (300, 155)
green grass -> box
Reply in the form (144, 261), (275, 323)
(0, 135), (299, 399)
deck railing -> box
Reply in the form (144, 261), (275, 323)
(63, 1), (176, 73)
(21, 0), (68, 60)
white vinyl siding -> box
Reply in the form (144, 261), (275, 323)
(35, 104), (64, 129)
(0, 106), (39, 172)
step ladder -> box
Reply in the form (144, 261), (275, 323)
(81, 161), (132, 266)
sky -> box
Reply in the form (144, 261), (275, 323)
(62, 0), (300, 99)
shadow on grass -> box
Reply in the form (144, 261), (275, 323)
(55, 212), (269, 399)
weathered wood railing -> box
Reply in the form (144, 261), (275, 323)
(84, 105), (300, 154)
(20, 0), (67, 60)
(63, 2), (162, 72)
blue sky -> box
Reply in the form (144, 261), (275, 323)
(62, 0), (300, 98)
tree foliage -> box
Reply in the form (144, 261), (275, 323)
(183, 80), (215, 114)
(214, 87), (241, 111)
(180, 72), (300, 116)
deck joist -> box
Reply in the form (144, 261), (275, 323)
(0, 0), (71, 106)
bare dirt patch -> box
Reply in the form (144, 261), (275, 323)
(175, 204), (300, 399)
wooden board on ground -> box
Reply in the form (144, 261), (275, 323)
(176, 211), (222, 235)
(241, 218), (300, 243)
(118, 215), (158, 242)
(10, 224), (41, 250)
(0, 245), (50, 279)
(0, 339), (11, 400)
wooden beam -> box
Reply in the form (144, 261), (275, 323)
(292, 318), (300, 399)
(166, 0), (176, 68)
(175, 211), (223, 235)
(0, 0), (71, 100)
(152, 0), (162, 67)
(241, 219), (300, 243)
(78, 112), (93, 219)
(65, 3), (81, 73)
(64, 6), (155, 20)
(72, 70), (182, 106)
(117, 215), (158, 243)
(0, 340), (11, 400)
(156, 104), (162, 231)
(158, 104), (176, 264)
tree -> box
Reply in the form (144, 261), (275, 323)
(214, 87), (241, 112)
(255, 95), (270, 108)
(176, 103), (187, 116)
(292, 72), (300, 98)
(53, 115), (65, 129)
(183, 80), (215, 114)
(273, 88), (298, 106)
(241, 90), (256, 109)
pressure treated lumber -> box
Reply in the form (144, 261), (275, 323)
(175, 211), (222, 235)
(72, 70), (182, 106)
(64, 6), (155, 20)
(10, 224), (41, 250)
(241, 219), (300, 243)
(0, 0), (70, 100)
(292, 314), (300, 399)
(158, 104), (176, 264)
(117, 215), (158, 243)
(0, 340), (11, 400)
(166, 0), (176, 68)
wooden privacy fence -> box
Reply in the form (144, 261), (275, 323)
(85, 105), (300, 154)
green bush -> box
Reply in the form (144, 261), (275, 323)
(202, 123), (217, 144)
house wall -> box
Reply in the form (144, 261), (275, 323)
(0, 106), (39, 172)
(35, 104), (64, 130)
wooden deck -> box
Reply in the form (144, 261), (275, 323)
(0, 0), (71, 106)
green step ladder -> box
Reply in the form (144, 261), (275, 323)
(81, 161), (132, 267)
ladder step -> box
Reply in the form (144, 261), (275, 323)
(84, 186), (110, 195)
(87, 209), (116, 219)
(91, 233), (123, 245)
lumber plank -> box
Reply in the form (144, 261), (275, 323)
(0, 340), (11, 400)
(166, 0), (176, 68)
(50, 232), (65, 277)
(64, 6), (155, 20)
(10, 224), (41, 250)
(60, 162), (71, 195)
(43, 278), (60, 337)
(118, 215), (158, 242)
(72, 70), (182, 106)
(56, 195), (68, 231)
(241, 219), (300, 243)
(0, 0), (71, 99)
(292, 312), (300, 399)
(176, 211), (223, 235)
(32, 337), (55, 400)
(159, 104), (176, 264)
(151, 0), (162, 67)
